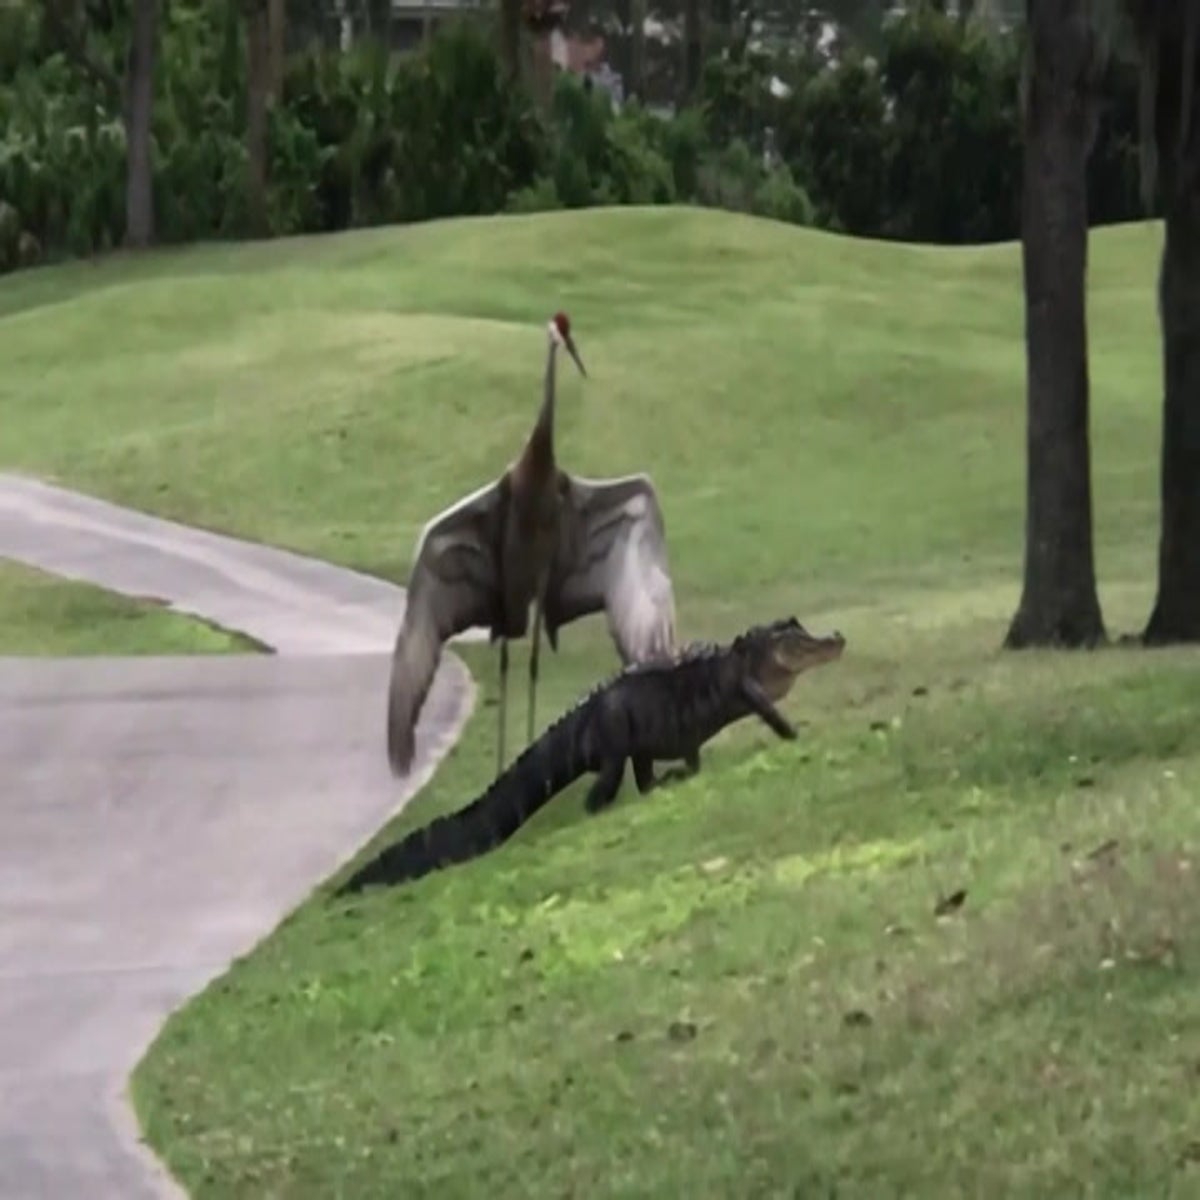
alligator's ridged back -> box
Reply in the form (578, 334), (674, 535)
(334, 700), (596, 895)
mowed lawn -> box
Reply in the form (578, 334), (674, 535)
(4, 208), (1199, 1195)
(0, 559), (254, 655)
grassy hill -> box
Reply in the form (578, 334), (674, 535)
(3, 208), (1198, 1196)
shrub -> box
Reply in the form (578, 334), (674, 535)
(692, 137), (813, 227)
(754, 163), (814, 226)
(506, 175), (563, 214)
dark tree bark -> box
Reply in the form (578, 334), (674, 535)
(613, 0), (633, 94)
(245, 0), (271, 236)
(1146, 188), (1200, 641)
(1005, 0), (1106, 649)
(267, 0), (287, 100)
(1132, 4), (1200, 643)
(500, 0), (522, 81)
(629, 0), (645, 100)
(682, 0), (702, 102)
(123, 0), (159, 249)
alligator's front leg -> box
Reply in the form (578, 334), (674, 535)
(584, 757), (626, 813)
(740, 679), (797, 740)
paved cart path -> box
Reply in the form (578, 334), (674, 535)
(0, 474), (480, 1199)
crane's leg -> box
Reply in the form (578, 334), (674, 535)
(527, 596), (544, 747)
(496, 637), (509, 774)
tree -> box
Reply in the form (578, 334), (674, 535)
(42, 0), (160, 248)
(239, 0), (286, 235)
(629, 0), (645, 99)
(243, 0), (271, 235)
(501, 0), (522, 80)
(1005, 0), (1107, 649)
(268, 0), (286, 98)
(124, 0), (159, 247)
(682, 0), (702, 101)
(1124, 2), (1200, 642)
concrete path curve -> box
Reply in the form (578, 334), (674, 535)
(0, 474), (481, 1199)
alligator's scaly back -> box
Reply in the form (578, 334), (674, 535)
(335, 693), (603, 895)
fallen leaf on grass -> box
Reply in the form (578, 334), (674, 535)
(934, 889), (967, 917)
(1176, 1141), (1200, 1168)
(1127, 933), (1179, 970)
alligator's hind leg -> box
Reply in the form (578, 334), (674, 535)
(632, 748), (700, 794)
(652, 747), (702, 789)
(632, 754), (657, 794)
(584, 758), (626, 813)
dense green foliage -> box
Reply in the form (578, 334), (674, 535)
(0, 0), (1146, 273)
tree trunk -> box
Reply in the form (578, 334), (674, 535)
(682, 0), (702, 103)
(245, 0), (270, 236)
(123, 0), (158, 249)
(629, 0), (645, 101)
(1144, 187), (1200, 641)
(1005, 0), (1106, 649)
(499, 0), (522, 82)
(613, 0), (633, 96)
(267, 0), (286, 101)
(1139, 10), (1200, 643)
(531, 33), (554, 111)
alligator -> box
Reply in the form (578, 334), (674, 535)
(333, 616), (846, 896)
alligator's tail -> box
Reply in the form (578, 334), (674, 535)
(333, 702), (594, 896)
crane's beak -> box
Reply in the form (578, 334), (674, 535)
(565, 335), (587, 378)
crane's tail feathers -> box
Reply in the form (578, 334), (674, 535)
(385, 620), (441, 777)
(610, 553), (677, 665)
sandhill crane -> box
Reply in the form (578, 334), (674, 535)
(386, 312), (677, 777)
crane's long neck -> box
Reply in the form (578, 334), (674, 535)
(524, 337), (558, 473)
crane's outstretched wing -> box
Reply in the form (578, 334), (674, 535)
(387, 478), (505, 776)
(545, 472), (677, 663)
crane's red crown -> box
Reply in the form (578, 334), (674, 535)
(552, 311), (571, 339)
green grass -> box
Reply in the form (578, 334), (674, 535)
(2, 207), (1195, 1195)
(0, 559), (257, 655)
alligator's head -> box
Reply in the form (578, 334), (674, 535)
(734, 616), (846, 700)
